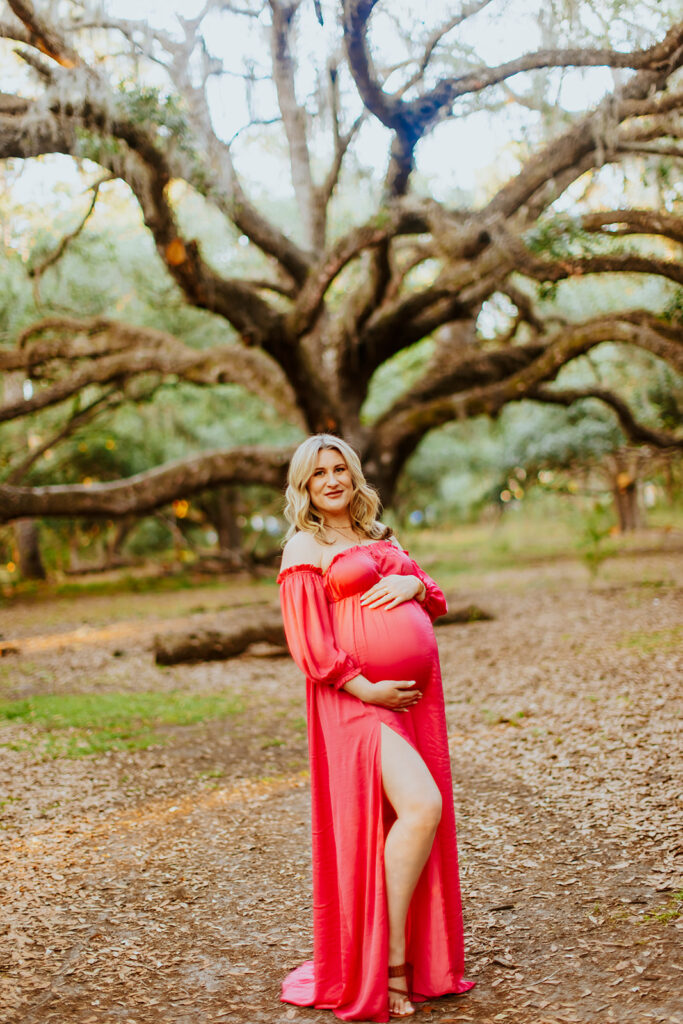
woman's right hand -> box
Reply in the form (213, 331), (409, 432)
(343, 676), (422, 710)
(371, 680), (422, 711)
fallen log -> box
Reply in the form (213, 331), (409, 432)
(435, 604), (494, 625)
(153, 602), (492, 665)
(154, 608), (286, 665)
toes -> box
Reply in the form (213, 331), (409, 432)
(389, 996), (415, 1018)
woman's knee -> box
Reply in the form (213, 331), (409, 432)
(402, 787), (442, 832)
(423, 788), (442, 830)
(380, 725), (442, 831)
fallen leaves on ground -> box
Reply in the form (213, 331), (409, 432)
(0, 551), (681, 1024)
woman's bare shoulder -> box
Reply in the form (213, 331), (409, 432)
(376, 523), (402, 549)
(280, 531), (325, 571)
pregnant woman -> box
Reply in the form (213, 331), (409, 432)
(278, 434), (473, 1022)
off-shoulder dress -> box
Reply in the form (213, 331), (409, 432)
(277, 539), (473, 1022)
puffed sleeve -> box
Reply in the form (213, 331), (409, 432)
(407, 558), (448, 622)
(278, 565), (361, 689)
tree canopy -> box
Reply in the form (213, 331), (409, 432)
(0, 0), (681, 524)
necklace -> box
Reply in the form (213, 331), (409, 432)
(326, 523), (357, 539)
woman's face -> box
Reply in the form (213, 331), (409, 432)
(307, 448), (354, 518)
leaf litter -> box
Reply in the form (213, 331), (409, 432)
(0, 550), (681, 1024)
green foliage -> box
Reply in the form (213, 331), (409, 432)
(74, 126), (125, 165)
(75, 83), (201, 179)
(0, 179), (303, 567)
(662, 288), (683, 325)
(393, 331), (681, 526)
(116, 83), (187, 137)
(574, 499), (618, 578)
(641, 890), (683, 925)
(537, 281), (559, 303)
(646, 365), (683, 431)
(525, 215), (601, 260)
(362, 337), (436, 422)
(390, 399), (617, 524)
(502, 399), (623, 472)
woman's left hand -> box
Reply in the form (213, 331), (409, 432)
(360, 574), (424, 610)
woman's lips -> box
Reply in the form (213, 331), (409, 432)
(325, 490), (343, 497)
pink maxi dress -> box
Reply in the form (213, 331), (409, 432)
(277, 539), (474, 1022)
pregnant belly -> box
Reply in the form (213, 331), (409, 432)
(335, 600), (438, 684)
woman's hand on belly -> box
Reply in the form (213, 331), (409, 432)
(342, 675), (422, 711)
(359, 573), (425, 610)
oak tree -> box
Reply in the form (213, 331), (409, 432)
(0, 0), (681, 526)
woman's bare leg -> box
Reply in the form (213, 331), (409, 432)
(381, 723), (442, 1016)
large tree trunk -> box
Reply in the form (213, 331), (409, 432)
(198, 486), (243, 554)
(105, 517), (136, 569)
(606, 451), (644, 532)
(14, 519), (46, 580)
(613, 474), (641, 531)
(216, 487), (242, 552)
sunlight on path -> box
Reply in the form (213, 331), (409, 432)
(1, 771), (308, 866)
(15, 618), (195, 653)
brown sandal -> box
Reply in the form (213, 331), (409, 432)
(388, 963), (415, 1018)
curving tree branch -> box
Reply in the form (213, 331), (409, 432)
(373, 315), (683, 474)
(0, 91), (292, 348)
(0, 318), (299, 422)
(7, 0), (82, 68)
(342, 2), (683, 195)
(286, 220), (396, 337)
(5, 389), (123, 485)
(481, 81), (683, 230)
(408, 25), (683, 127)
(530, 385), (682, 450)
(510, 247), (683, 289)
(27, 175), (112, 303)
(1, 1), (681, 520)
(268, 0), (321, 250)
(578, 209), (683, 244)
(396, 0), (497, 97)
(0, 446), (293, 524)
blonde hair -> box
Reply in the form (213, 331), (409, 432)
(283, 434), (391, 544)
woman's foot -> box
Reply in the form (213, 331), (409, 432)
(388, 964), (414, 1018)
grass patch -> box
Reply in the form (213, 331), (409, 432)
(642, 890), (683, 925)
(0, 690), (244, 758)
(196, 768), (225, 780)
(618, 626), (683, 655)
(399, 515), (587, 588)
(1, 569), (275, 608)
(54, 573), (205, 598)
(399, 496), (683, 589)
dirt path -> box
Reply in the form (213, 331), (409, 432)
(1, 552), (681, 1024)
